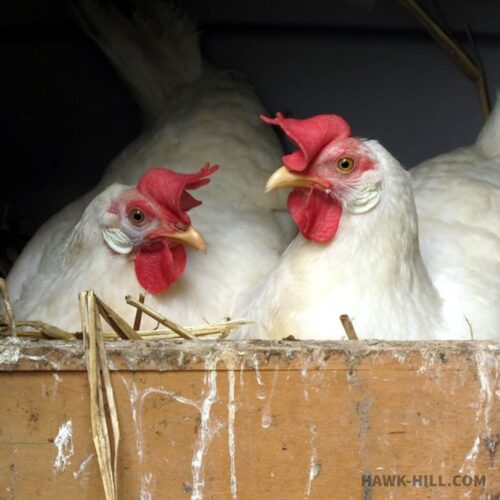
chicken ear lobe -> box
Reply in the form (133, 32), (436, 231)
(135, 243), (187, 294)
(288, 189), (342, 243)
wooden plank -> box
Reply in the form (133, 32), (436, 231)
(0, 340), (498, 498)
(0, 338), (497, 371)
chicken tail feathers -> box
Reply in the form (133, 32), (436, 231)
(476, 90), (500, 159)
(73, 0), (202, 121)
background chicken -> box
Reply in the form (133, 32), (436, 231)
(7, 0), (293, 328)
(412, 96), (500, 339)
(233, 98), (500, 340)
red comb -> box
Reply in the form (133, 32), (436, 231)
(261, 112), (351, 171)
(138, 163), (219, 224)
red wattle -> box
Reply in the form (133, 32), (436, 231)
(135, 242), (187, 294)
(288, 189), (342, 242)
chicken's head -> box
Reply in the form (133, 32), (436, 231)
(262, 113), (380, 242)
(101, 163), (218, 293)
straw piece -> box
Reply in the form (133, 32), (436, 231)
(399, 0), (490, 119)
(79, 292), (89, 351)
(133, 293), (146, 331)
(0, 329), (43, 339)
(95, 304), (120, 494)
(82, 290), (118, 500)
(14, 320), (75, 340)
(125, 295), (196, 340)
(141, 319), (251, 337)
(475, 75), (491, 121)
(95, 295), (142, 340)
(340, 314), (359, 340)
(464, 315), (474, 340)
(98, 319), (251, 340)
(1, 318), (249, 340)
(0, 278), (16, 337)
(400, 0), (479, 78)
(464, 24), (492, 120)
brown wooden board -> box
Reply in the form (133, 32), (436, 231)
(0, 339), (498, 498)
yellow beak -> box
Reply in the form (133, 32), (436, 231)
(265, 166), (329, 192)
(160, 226), (207, 253)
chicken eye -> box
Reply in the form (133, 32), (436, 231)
(128, 208), (146, 226)
(336, 157), (355, 173)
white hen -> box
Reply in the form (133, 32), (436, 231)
(412, 98), (500, 339)
(10, 166), (214, 328)
(7, 1), (293, 329)
(233, 100), (500, 340)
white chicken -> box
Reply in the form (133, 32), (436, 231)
(10, 166), (215, 328)
(233, 99), (500, 340)
(7, 1), (293, 329)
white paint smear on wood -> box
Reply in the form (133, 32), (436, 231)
(53, 420), (74, 472)
(191, 355), (218, 500)
(73, 453), (94, 480)
(140, 472), (153, 500)
(227, 365), (238, 500)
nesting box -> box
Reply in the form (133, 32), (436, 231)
(0, 339), (498, 498)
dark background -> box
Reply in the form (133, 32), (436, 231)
(2, 0), (499, 253)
